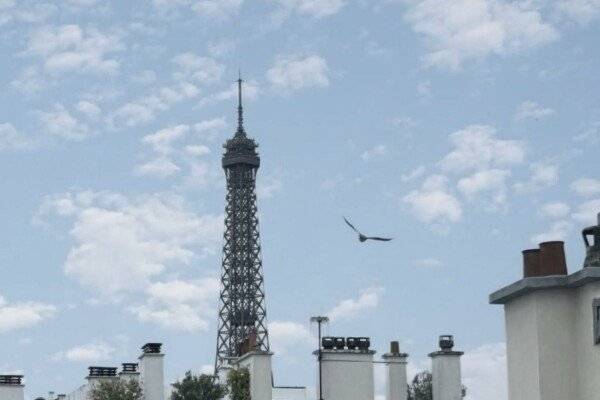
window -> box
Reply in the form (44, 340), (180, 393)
(593, 299), (600, 345)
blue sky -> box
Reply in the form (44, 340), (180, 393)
(1, 0), (600, 399)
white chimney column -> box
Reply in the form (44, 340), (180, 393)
(235, 351), (273, 400)
(139, 343), (165, 400)
(382, 342), (408, 400)
(429, 336), (464, 400)
(0, 375), (25, 400)
(317, 338), (375, 400)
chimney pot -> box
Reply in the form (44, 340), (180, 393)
(539, 241), (568, 276)
(390, 341), (400, 355)
(439, 335), (454, 351)
(141, 343), (162, 354)
(522, 249), (541, 278)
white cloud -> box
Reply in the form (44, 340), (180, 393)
(531, 220), (573, 244)
(134, 157), (181, 178)
(415, 257), (443, 267)
(112, 82), (199, 127)
(257, 176), (283, 199)
(268, 321), (313, 355)
(0, 123), (32, 151)
(571, 178), (600, 197)
(54, 342), (114, 362)
(572, 199), (600, 224)
(130, 278), (219, 331)
(143, 125), (189, 154)
(514, 163), (559, 193)
(403, 175), (462, 224)
(439, 125), (525, 173)
(361, 144), (388, 161)
(457, 168), (510, 207)
(514, 100), (554, 121)
(271, 0), (345, 18)
(401, 166), (426, 182)
(557, 0), (600, 24)
(25, 24), (124, 75)
(76, 100), (101, 120)
(37, 191), (222, 294)
(192, 0), (243, 18)
(171, 53), (224, 85)
(185, 145), (211, 157)
(267, 55), (330, 93)
(0, 295), (56, 333)
(194, 117), (227, 137)
(462, 343), (507, 400)
(38, 103), (90, 140)
(328, 286), (383, 321)
(540, 202), (570, 219)
(11, 66), (47, 94)
(404, 0), (559, 70)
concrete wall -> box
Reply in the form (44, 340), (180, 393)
(431, 355), (462, 400)
(502, 271), (600, 400)
(139, 353), (165, 400)
(535, 289), (578, 400)
(237, 352), (273, 400)
(272, 387), (308, 400)
(320, 350), (374, 400)
(573, 280), (600, 399)
(0, 384), (24, 400)
(383, 355), (407, 400)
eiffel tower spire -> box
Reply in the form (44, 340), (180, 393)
(236, 73), (245, 137)
(215, 77), (269, 374)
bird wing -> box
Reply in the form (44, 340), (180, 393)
(366, 236), (393, 242)
(343, 217), (360, 234)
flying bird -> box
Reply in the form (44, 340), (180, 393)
(343, 217), (393, 243)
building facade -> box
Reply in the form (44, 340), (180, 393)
(490, 214), (600, 400)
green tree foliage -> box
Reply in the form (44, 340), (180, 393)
(89, 379), (143, 400)
(227, 368), (250, 400)
(407, 371), (433, 400)
(407, 371), (467, 400)
(170, 371), (228, 400)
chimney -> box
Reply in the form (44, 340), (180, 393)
(119, 363), (140, 382)
(234, 349), (273, 400)
(522, 249), (541, 277)
(429, 336), (464, 400)
(0, 375), (25, 400)
(522, 241), (568, 278)
(139, 343), (164, 400)
(539, 241), (568, 276)
(317, 336), (375, 400)
(382, 341), (408, 400)
(583, 213), (600, 268)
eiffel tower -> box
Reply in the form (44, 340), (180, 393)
(214, 77), (270, 374)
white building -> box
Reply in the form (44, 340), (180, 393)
(490, 213), (600, 400)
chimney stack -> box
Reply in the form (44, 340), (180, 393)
(522, 241), (568, 278)
(317, 336), (375, 400)
(382, 341), (408, 400)
(119, 363), (140, 382)
(139, 343), (164, 400)
(429, 336), (464, 400)
(0, 375), (25, 400)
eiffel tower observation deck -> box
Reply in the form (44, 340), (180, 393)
(215, 77), (270, 374)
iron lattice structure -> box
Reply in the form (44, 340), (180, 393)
(215, 79), (270, 374)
